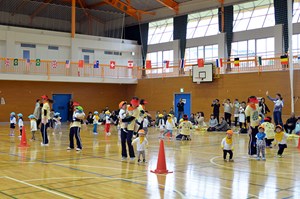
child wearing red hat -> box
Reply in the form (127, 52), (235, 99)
(221, 130), (234, 162)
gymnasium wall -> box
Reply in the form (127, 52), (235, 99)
(0, 80), (128, 122)
(0, 25), (141, 66)
(128, 70), (300, 120)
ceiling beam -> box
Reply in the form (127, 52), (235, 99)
(155, 0), (179, 14)
(30, 0), (53, 19)
(102, 0), (155, 21)
(87, 2), (107, 9)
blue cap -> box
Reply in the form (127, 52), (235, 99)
(17, 113), (23, 117)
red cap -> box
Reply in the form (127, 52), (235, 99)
(41, 95), (49, 100)
(73, 102), (80, 106)
(130, 99), (139, 107)
(264, 117), (271, 121)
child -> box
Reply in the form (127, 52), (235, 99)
(162, 114), (175, 139)
(256, 125), (266, 161)
(17, 113), (23, 138)
(28, 114), (37, 141)
(261, 117), (275, 148)
(49, 109), (55, 128)
(207, 114), (218, 132)
(238, 106), (247, 133)
(53, 112), (62, 135)
(104, 110), (111, 136)
(9, 112), (16, 136)
(86, 112), (93, 125)
(143, 114), (149, 135)
(274, 125), (289, 158)
(221, 130), (234, 162)
(93, 111), (99, 134)
(176, 114), (193, 140)
(131, 129), (148, 163)
(158, 114), (165, 137)
(295, 117), (300, 135)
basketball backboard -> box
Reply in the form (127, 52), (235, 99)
(192, 63), (213, 83)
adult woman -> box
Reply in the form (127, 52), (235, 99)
(266, 91), (284, 126)
(259, 97), (270, 117)
(33, 99), (41, 129)
(41, 95), (52, 146)
(223, 99), (233, 126)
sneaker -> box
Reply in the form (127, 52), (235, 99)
(18, 135), (22, 138)
(143, 159), (147, 163)
(137, 159), (141, 163)
(256, 157), (261, 161)
(130, 157), (135, 161)
(262, 158), (266, 161)
(41, 142), (49, 146)
(224, 159), (228, 162)
(278, 155), (283, 158)
(229, 159), (234, 162)
(76, 148), (82, 151)
(121, 157), (127, 161)
(67, 147), (73, 150)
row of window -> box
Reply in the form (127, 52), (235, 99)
(148, 0), (300, 45)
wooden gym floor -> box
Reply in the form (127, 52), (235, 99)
(0, 123), (300, 199)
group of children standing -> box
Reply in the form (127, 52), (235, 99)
(90, 110), (112, 136)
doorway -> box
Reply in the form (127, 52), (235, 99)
(174, 93), (191, 121)
(52, 94), (72, 122)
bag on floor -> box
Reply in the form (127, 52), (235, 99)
(240, 128), (247, 134)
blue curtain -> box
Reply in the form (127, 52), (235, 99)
(174, 15), (188, 60)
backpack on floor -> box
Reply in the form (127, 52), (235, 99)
(240, 128), (247, 134)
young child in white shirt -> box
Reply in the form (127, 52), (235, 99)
(132, 129), (148, 163)
(274, 125), (290, 158)
(92, 111), (99, 134)
(53, 112), (62, 135)
(163, 114), (175, 139)
(28, 114), (37, 141)
(221, 130), (234, 162)
(17, 113), (24, 138)
(9, 112), (16, 136)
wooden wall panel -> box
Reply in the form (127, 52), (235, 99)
(0, 80), (128, 122)
(129, 70), (300, 121)
(0, 70), (299, 122)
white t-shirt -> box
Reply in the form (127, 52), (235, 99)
(10, 117), (16, 124)
(30, 120), (37, 131)
(165, 119), (175, 130)
(143, 118), (149, 128)
(132, 137), (148, 151)
(119, 109), (127, 129)
(221, 137), (234, 150)
(105, 115), (111, 124)
(18, 118), (24, 127)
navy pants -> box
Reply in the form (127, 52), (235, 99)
(273, 111), (283, 126)
(69, 127), (82, 149)
(121, 129), (135, 158)
(248, 126), (258, 155)
(40, 123), (49, 144)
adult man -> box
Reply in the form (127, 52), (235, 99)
(177, 98), (184, 123)
(284, 112), (297, 134)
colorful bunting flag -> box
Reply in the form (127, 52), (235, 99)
(13, 58), (18, 66)
(220, 58), (223, 67)
(234, 58), (240, 67)
(216, 59), (219, 68)
(78, 60), (84, 68)
(280, 55), (288, 65)
(163, 60), (170, 68)
(258, 56), (262, 66)
(51, 60), (57, 68)
(36, 59), (41, 67)
(5, 58), (10, 67)
(65, 60), (70, 68)
(110, 61), (115, 69)
(197, 58), (204, 67)
(128, 60), (133, 69)
(94, 60), (99, 68)
(146, 60), (152, 69)
(180, 59), (185, 68)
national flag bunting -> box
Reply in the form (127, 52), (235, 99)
(128, 60), (133, 69)
(146, 60), (151, 69)
(234, 58), (240, 67)
(65, 60), (70, 68)
(26, 59), (30, 67)
(163, 60), (170, 68)
(78, 60), (84, 68)
(180, 59), (185, 68)
(280, 55), (288, 65)
(216, 58), (223, 67)
(51, 60), (57, 68)
(110, 61), (115, 69)
(5, 58), (10, 67)
(94, 60), (99, 68)
(197, 58), (204, 67)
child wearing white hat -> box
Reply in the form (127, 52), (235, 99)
(17, 113), (23, 138)
(28, 114), (37, 141)
(9, 112), (16, 136)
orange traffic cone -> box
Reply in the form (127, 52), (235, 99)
(151, 139), (173, 174)
(19, 126), (30, 147)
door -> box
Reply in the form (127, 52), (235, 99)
(23, 50), (30, 59)
(174, 93), (191, 120)
(52, 94), (72, 122)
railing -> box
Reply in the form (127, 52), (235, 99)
(1, 56), (300, 81)
(0, 58), (138, 80)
